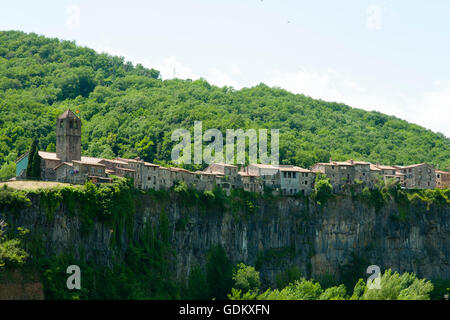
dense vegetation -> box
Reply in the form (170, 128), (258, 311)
(228, 264), (438, 300)
(0, 179), (449, 299)
(0, 30), (449, 180)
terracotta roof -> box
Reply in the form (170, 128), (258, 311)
(38, 151), (60, 161)
(80, 156), (104, 165)
(400, 163), (429, 169)
(369, 164), (382, 171)
(210, 163), (238, 168)
(73, 160), (105, 167)
(248, 164), (279, 169)
(100, 159), (129, 165)
(144, 162), (159, 167)
(436, 170), (450, 174)
(346, 160), (370, 165)
(170, 167), (193, 174)
(278, 165), (312, 173)
(238, 172), (258, 177)
(375, 164), (397, 170)
(105, 169), (115, 174)
(58, 109), (80, 120)
(54, 162), (73, 170)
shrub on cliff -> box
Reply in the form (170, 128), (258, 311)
(311, 174), (333, 205)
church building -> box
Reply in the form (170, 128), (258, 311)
(15, 109), (111, 184)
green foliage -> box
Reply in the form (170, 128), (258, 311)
(0, 30), (448, 171)
(0, 220), (29, 267)
(275, 265), (303, 289)
(26, 138), (41, 178)
(429, 279), (450, 300)
(206, 244), (233, 300)
(232, 263), (261, 293)
(319, 284), (347, 300)
(0, 161), (15, 181)
(0, 185), (32, 214)
(361, 269), (434, 300)
(257, 279), (323, 300)
(186, 265), (211, 300)
(311, 173), (333, 205)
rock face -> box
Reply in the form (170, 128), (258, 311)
(2, 194), (449, 286)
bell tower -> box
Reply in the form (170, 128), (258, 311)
(56, 109), (81, 162)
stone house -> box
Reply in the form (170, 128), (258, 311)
(194, 171), (217, 192)
(244, 164), (281, 192)
(346, 160), (371, 186)
(311, 161), (355, 192)
(203, 163), (242, 190)
(435, 170), (450, 189)
(395, 163), (436, 189)
(238, 171), (263, 193)
(278, 165), (315, 196)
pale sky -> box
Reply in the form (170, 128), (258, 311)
(1, 0), (449, 136)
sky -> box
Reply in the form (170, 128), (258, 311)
(1, 0), (449, 137)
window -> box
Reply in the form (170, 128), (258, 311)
(293, 172), (296, 178)
(305, 180), (308, 185)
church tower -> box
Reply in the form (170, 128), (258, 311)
(56, 109), (81, 162)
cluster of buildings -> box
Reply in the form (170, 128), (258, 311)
(14, 110), (450, 196)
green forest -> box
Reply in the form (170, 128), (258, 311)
(0, 30), (449, 179)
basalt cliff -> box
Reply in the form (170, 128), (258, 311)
(1, 187), (449, 295)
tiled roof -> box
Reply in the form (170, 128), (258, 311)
(73, 160), (105, 167)
(80, 156), (104, 164)
(100, 159), (129, 165)
(144, 162), (159, 167)
(58, 109), (79, 120)
(375, 164), (397, 170)
(346, 160), (370, 165)
(38, 151), (60, 161)
(369, 164), (382, 171)
(54, 162), (73, 170)
(278, 165), (311, 173)
(210, 163), (238, 168)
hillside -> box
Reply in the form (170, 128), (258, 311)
(0, 30), (449, 177)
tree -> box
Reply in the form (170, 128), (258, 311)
(232, 263), (261, 293)
(206, 244), (233, 300)
(186, 265), (210, 299)
(0, 220), (28, 267)
(0, 161), (15, 181)
(312, 173), (333, 205)
(361, 269), (434, 300)
(26, 138), (41, 179)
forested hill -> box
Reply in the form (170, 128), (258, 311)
(0, 30), (449, 174)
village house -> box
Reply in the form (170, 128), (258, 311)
(278, 165), (315, 196)
(14, 109), (444, 196)
(238, 170), (263, 193)
(395, 163), (436, 189)
(311, 160), (356, 192)
(243, 164), (281, 192)
(203, 163), (242, 191)
(435, 170), (450, 189)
